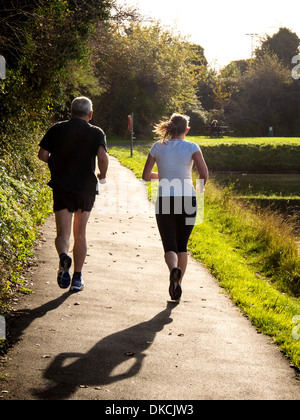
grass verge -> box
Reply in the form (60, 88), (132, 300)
(109, 145), (300, 370)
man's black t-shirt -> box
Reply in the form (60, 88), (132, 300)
(39, 118), (107, 196)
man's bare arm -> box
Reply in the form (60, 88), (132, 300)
(38, 148), (50, 163)
(97, 145), (109, 180)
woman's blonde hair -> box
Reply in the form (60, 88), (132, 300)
(154, 113), (190, 143)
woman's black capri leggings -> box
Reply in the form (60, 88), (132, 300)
(155, 196), (197, 254)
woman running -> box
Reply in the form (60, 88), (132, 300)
(142, 113), (209, 301)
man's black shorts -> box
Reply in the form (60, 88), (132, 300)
(53, 189), (96, 213)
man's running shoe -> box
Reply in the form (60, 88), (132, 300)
(57, 254), (72, 289)
(169, 267), (182, 301)
(70, 278), (85, 293)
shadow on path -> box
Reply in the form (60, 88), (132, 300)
(32, 302), (178, 400)
(8, 292), (72, 345)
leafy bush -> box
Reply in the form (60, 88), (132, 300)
(0, 146), (52, 315)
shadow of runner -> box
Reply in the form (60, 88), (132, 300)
(8, 292), (72, 345)
(33, 302), (178, 400)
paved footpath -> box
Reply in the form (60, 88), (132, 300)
(1, 157), (300, 400)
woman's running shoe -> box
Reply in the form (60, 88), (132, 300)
(169, 267), (182, 301)
(57, 254), (72, 289)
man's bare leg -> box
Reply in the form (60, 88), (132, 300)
(73, 210), (91, 273)
(55, 209), (73, 256)
(55, 209), (73, 289)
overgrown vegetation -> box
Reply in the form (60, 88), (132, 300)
(0, 135), (52, 315)
(0, 0), (112, 154)
(109, 144), (300, 370)
(197, 182), (300, 296)
(0, 139), (52, 355)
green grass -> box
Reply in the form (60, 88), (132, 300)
(109, 136), (300, 172)
(109, 144), (300, 370)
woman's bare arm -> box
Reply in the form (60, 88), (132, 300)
(193, 150), (209, 186)
(142, 154), (159, 182)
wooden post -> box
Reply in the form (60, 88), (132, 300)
(130, 113), (134, 157)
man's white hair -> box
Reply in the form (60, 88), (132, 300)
(71, 97), (93, 117)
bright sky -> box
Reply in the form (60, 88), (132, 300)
(126, 0), (300, 68)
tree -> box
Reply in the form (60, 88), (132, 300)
(90, 22), (205, 137)
(256, 27), (300, 67)
(194, 27), (300, 136)
(0, 1), (111, 68)
(0, 0), (112, 154)
(225, 54), (294, 136)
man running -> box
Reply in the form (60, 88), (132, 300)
(38, 97), (109, 292)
